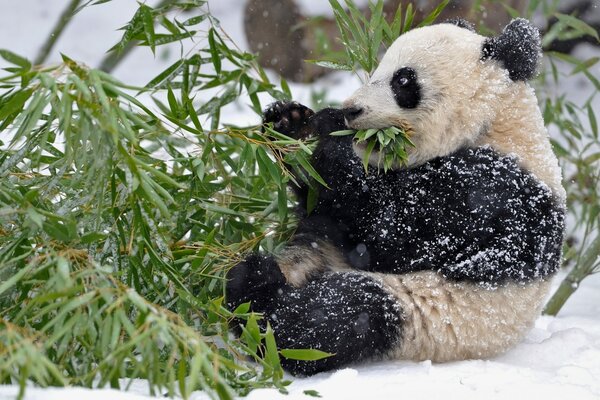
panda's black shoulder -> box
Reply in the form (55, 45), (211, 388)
(425, 146), (542, 193)
(406, 146), (564, 283)
(411, 145), (561, 222)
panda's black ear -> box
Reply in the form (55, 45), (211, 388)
(443, 18), (475, 32)
(481, 18), (541, 81)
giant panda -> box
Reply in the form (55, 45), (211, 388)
(226, 18), (566, 376)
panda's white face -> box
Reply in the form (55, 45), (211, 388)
(343, 23), (511, 167)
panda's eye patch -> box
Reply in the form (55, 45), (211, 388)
(391, 67), (420, 109)
(393, 67), (416, 86)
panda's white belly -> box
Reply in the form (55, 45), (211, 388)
(371, 271), (551, 362)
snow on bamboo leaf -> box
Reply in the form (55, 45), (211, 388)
(331, 125), (414, 172)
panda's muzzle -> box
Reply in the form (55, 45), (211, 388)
(342, 106), (364, 124)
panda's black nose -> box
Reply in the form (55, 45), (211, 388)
(343, 106), (364, 122)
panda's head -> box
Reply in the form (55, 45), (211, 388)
(342, 18), (542, 167)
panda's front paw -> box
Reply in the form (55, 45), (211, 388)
(263, 101), (315, 140)
(225, 253), (287, 312)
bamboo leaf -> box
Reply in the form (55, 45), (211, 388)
(0, 49), (31, 69)
(279, 348), (334, 361)
(305, 60), (353, 70)
(555, 13), (600, 41)
(208, 28), (221, 75)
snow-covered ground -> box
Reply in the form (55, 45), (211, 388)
(1, 271), (599, 400)
(1, 1), (599, 399)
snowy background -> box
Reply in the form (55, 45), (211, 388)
(0, 1), (599, 399)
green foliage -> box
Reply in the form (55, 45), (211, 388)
(309, 0), (448, 76)
(525, 1), (600, 315)
(0, 2), (324, 398)
(331, 127), (414, 172)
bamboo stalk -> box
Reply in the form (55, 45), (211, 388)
(34, 0), (82, 65)
(544, 234), (600, 315)
(99, 41), (137, 73)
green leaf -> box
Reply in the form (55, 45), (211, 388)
(329, 129), (355, 136)
(570, 57), (599, 75)
(362, 139), (376, 171)
(364, 128), (378, 140)
(182, 15), (208, 26)
(280, 78), (292, 100)
(256, 147), (281, 184)
(80, 232), (108, 244)
(141, 5), (156, 53)
(587, 103), (597, 138)
(277, 185), (288, 222)
(145, 59), (184, 89)
(296, 152), (328, 188)
(26, 207), (45, 229)
(233, 302), (251, 315)
(279, 348), (334, 361)
(0, 49), (31, 69)
(303, 390), (323, 398)
(109, 6), (144, 54)
(418, 0), (449, 27)
(555, 13), (600, 42)
(403, 3), (414, 33)
(208, 28), (222, 75)
(305, 60), (353, 70)
(583, 152), (600, 164)
(145, 31), (197, 46)
(0, 89), (33, 121)
(264, 324), (283, 380)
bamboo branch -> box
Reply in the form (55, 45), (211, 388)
(98, 41), (137, 73)
(34, 0), (82, 65)
(544, 234), (600, 315)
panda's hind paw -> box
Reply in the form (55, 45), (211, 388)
(262, 101), (315, 139)
(225, 253), (287, 312)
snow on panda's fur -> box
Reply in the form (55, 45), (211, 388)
(225, 18), (565, 375)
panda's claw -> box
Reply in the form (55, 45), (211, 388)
(262, 101), (315, 139)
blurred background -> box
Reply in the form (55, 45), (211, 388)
(2, 0), (599, 84)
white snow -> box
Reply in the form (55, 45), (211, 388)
(1, 1), (599, 399)
(1, 271), (599, 400)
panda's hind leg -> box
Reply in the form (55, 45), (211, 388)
(272, 272), (403, 375)
(227, 265), (403, 376)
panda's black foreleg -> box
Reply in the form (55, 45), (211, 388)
(262, 101), (366, 211)
(227, 266), (403, 376)
(225, 253), (287, 313)
(262, 101), (316, 205)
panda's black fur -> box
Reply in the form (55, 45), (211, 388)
(482, 18), (542, 81)
(295, 111), (563, 284)
(226, 18), (566, 376)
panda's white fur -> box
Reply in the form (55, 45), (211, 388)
(276, 244), (551, 363)
(279, 21), (563, 363)
(379, 273), (550, 361)
(344, 23), (564, 200)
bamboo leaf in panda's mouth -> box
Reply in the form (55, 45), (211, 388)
(330, 126), (415, 172)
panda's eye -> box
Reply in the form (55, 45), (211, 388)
(391, 67), (420, 109)
(392, 67), (416, 87)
